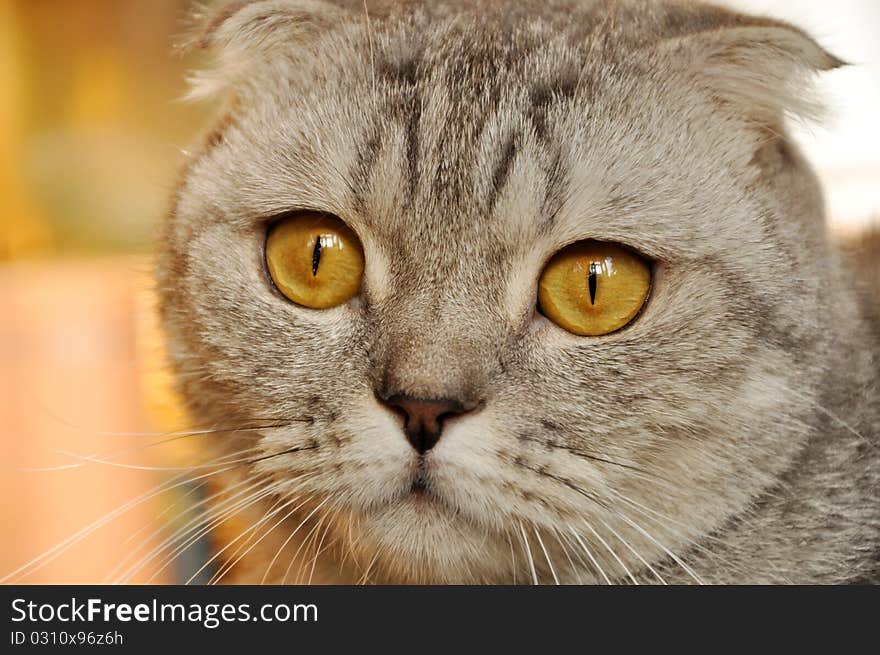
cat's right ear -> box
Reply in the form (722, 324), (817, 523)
(655, 13), (844, 129)
(183, 0), (345, 101)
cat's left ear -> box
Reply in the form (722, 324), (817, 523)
(659, 15), (844, 128)
(183, 0), (347, 100)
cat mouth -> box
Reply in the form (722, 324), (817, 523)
(410, 475), (428, 494)
(404, 463), (440, 506)
(408, 466), (431, 496)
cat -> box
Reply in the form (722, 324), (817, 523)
(156, 0), (879, 584)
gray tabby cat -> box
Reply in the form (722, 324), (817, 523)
(158, 0), (879, 583)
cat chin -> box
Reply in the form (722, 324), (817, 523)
(353, 498), (512, 583)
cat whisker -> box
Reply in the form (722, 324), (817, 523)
(187, 484), (305, 585)
(9, 421), (288, 473)
(306, 512), (336, 585)
(510, 456), (611, 512)
(609, 486), (750, 555)
(505, 530), (519, 584)
(549, 527), (582, 584)
(532, 523), (560, 585)
(279, 497), (333, 585)
(518, 520), (539, 585)
(259, 495), (316, 584)
(49, 445), (264, 472)
(133, 479), (283, 584)
(78, 420), (301, 438)
(205, 493), (293, 584)
(356, 546), (382, 585)
(209, 493), (311, 585)
(34, 402), (300, 439)
(526, 442), (714, 584)
(4, 433), (321, 584)
(580, 518), (639, 584)
(596, 517), (667, 585)
(554, 471), (704, 583)
(285, 513), (328, 586)
(526, 433), (678, 491)
(787, 387), (879, 454)
(119, 479), (205, 549)
(246, 443), (320, 465)
(11, 441), (199, 473)
(106, 450), (266, 581)
(566, 523), (612, 584)
(609, 509), (704, 585)
(552, 526), (596, 584)
(609, 489), (743, 582)
(335, 510), (360, 574)
(123, 465), (318, 583)
(0, 460), (265, 584)
(295, 510), (332, 585)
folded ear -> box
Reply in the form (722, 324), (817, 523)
(185, 0), (346, 100)
(657, 12), (844, 129)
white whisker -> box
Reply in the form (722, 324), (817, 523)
(505, 530), (519, 584)
(1, 461), (257, 584)
(305, 512), (335, 585)
(187, 484), (302, 585)
(532, 524), (560, 585)
(567, 523), (611, 584)
(518, 520), (539, 585)
(133, 480), (282, 584)
(282, 499), (334, 585)
(613, 510), (705, 585)
(597, 517), (667, 584)
(210, 494), (309, 585)
(551, 527), (585, 584)
(581, 518), (638, 584)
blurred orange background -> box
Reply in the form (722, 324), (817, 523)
(1, 0), (877, 584)
(1, 0), (208, 583)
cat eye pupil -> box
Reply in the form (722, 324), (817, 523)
(588, 262), (598, 305)
(311, 235), (323, 276)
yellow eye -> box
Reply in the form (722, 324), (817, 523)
(265, 212), (365, 309)
(538, 241), (651, 336)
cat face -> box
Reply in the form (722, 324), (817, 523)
(159, 0), (841, 582)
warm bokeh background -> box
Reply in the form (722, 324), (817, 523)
(1, 0), (878, 584)
(1, 0), (209, 583)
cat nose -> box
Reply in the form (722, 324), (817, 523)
(377, 393), (478, 454)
